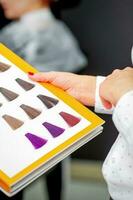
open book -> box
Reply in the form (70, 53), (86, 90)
(0, 43), (105, 196)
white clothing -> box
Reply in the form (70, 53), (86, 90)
(0, 8), (87, 72)
(95, 76), (133, 200)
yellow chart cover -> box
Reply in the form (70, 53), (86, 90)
(0, 43), (104, 193)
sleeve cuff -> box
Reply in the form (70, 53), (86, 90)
(94, 76), (114, 114)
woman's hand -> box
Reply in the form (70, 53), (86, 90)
(28, 71), (96, 107)
(100, 67), (133, 107)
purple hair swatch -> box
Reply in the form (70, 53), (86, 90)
(43, 122), (65, 138)
(25, 133), (47, 149)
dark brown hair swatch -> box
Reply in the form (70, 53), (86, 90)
(15, 78), (35, 91)
(37, 95), (59, 109)
(0, 62), (11, 72)
(20, 104), (41, 119)
(0, 87), (19, 101)
(2, 114), (24, 130)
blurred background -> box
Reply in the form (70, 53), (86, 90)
(0, 0), (133, 199)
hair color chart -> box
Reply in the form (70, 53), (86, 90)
(0, 44), (104, 193)
(0, 53), (91, 178)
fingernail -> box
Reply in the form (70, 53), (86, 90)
(28, 72), (34, 76)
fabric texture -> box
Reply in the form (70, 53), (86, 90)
(95, 76), (133, 200)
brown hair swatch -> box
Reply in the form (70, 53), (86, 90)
(37, 94), (59, 109)
(0, 62), (11, 72)
(0, 87), (19, 101)
(2, 114), (24, 130)
(20, 104), (41, 119)
(15, 78), (35, 91)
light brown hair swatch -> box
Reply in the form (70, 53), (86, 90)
(0, 62), (11, 72)
(0, 87), (19, 101)
(20, 104), (41, 119)
(15, 78), (35, 91)
(2, 114), (24, 130)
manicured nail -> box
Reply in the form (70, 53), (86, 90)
(28, 72), (34, 76)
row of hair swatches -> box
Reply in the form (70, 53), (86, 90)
(0, 61), (36, 106)
(3, 112), (81, 150)
(2, 111), (80, 130)
(0, 78), (35, 106)
(0, 87), (59, 109)
(25, 113), (79, 149)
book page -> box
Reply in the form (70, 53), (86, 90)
(0, 54), (91, 178)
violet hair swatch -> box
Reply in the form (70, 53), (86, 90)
(0, 62), (10, 72)
(25, 133), (47, 149)
(37, 95), (59, 109)
(59, 111), (81, 127)
(43, 122), (65, 138)
(15, 78), (35, 91)
(0, 87), (19, 101)
(2, 114), (24, 130)
(20, 104), (41, 119)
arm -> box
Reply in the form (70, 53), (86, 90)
(28, 67), (133, 114)
(113, 91), (133, 149)
(28, 71), (96, 106)
(28, 71), (113, 114)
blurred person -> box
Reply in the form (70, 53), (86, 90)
(0, 0), (87, 73)
(0, 0), (87, 200)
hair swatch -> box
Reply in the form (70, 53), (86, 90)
(2, 114), (24, 130)
(25, 133), (47, 149)
(0, 62), (10, 72)
(0, 103), (2, 107)
(37, 95), (59, 109)
(20, 104), (41, 119)
(15, 78), (35, 91)
(42, 122), (65, 138)
(0, 87), (19, 101)
(59, 111), (81, 127)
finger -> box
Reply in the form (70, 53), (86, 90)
(100, 97), (112, 109)
(124, 66), (133, 71)
(112, 69), (121, 74)
(28, 71), (59, 82)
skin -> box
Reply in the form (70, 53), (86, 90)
(28, 67), (133, 109)
(29, 71), (96, 106)
(99, 67), (133, 107)
(0, 0), (50, 19)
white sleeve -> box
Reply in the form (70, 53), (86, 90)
(113, 90), (133, 150)
(131, 46), (133, 64)
(94, 76), (114, 114)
